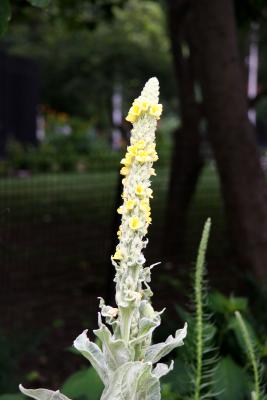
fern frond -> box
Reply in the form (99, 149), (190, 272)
(194, 218), (211, 400)
(190, 218), (220, 400)
(235, 311), (263, 400)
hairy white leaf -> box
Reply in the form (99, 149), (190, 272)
(144, 323), (187, 364)
(130, 317), (159, 346)
(100, 361), (160, 400)
(93, 323), (132, 371)
(152, 361), (174, 379)
(19, 386), (70, 400)
(73, 330), (108, 384)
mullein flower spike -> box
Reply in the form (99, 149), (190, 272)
(19, 78), (187, 400)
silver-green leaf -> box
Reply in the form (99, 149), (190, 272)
(73, 330), (108, 385)
(152, 361), (174, 379)
(19, 386), (70, 400)
(100, 361), (160, 400)
(144, 323), (187, 364)
(93, 323), (132, 371)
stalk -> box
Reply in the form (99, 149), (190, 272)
(194, 218), (211, 400)
(235, 311), (261, 400)
(19, 78), (187, 400)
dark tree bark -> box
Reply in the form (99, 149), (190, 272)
(163, 0), (203, 262)
(193, 0), (267, 279)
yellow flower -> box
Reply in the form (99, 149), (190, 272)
(126, 199), (135, 210)
(146, 215), (152, 224)
(141, 101), (149, 111)
(125, 113), (136, 124)
(120, 154), (132, 166)
(136, 151), (150, 163)
(112, 248), (123, 260)
(150, 168), (157, 176)
(129, 216), (142, 230)
(131, 104), (142, 116)
(117, 206), (124, 214)
(136, 140), (146, 149)
(151, 151), (159, 162)
(125, 153), (133, 165)
(135, 184), (145, 196)
(140, 199), (150, 213)
(149, 103), (163, 119)
(126, 103), (142, 124)
(120, 166), (129, 176)
(128, 145), (138, 156)
(117, 229), (122, 239)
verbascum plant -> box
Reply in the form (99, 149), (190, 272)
(19, 77), (187, 400)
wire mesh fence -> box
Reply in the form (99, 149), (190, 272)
(0, 143), (230, 388)
(0, 151), (228, 325)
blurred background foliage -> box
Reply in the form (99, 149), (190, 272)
(3, 0), (175, 122)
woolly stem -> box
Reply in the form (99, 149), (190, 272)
(194, 218), (211, 400)
(235, 311), (261, 400)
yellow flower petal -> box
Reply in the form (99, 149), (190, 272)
(140, 199), (150, 212)
(129, 216), (141, 230)
(126, 113), (136, 123)
(136, 140), (146, 149)
(112, 249), (123, 260)
(146, 215), (152, 224)
(135, 184), (145, 196)
(141, 101), (149, 111)
(117, 229), (122, 239)
(128, 145), (138, 156)
(149, 103), (163, 119)
(136, 151), (150, 163)
(131, 104), (142, 116)
(126, 199), (135, 210)
(120, 167), (129, 176)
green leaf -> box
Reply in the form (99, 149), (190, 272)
(27, 0), (51, 8)
(0, 0), (11, 37)
(209, 291), (248, 314)
(212, 356), (251, 400)
(61, 368), (103, 400)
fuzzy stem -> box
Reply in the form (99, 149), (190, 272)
(119, 306), (134, 344)
(235, 311), (261, 400)
(194, 218), (211, 400)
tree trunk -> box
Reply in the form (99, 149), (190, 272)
(163, 0), (203, 263)
(193, 0), (267, 280)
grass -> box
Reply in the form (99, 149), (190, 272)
(0, 165), (228, 334)
(0, 165), (225, 265)
(0, 165), (229, 387)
